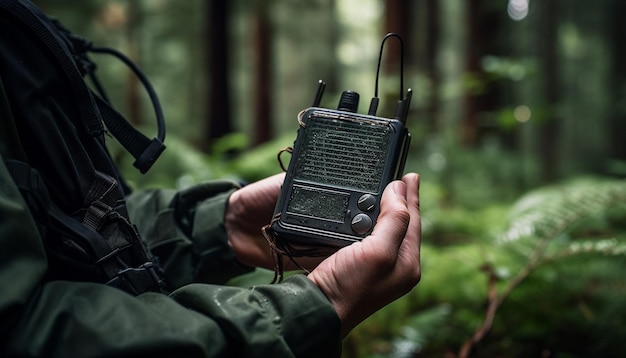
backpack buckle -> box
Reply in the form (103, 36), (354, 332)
(106, 262), (166, 295)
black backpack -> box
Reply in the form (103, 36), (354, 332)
(0, 0), (167, 295)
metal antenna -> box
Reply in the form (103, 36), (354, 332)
(368, 33), (405, 116)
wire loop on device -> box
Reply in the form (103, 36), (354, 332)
(297, 109), (307, 127)
(262, 218), (336, 284)
(277, 147), (293, 172)
(374, 33), (404, 101)
(261, 213), (334, 283)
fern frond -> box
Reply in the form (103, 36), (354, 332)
(454, 178), (626, 358)
(546, 237), (626, 261)
(389, 304), (452, 358)
(497, 178), (626, 245)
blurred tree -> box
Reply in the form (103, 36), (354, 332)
(462, 0), (504, 148)
(537, 0), (560, 182)
(204, 1), (232, 151)
(420, 0), (441, 134)
(608, 0), (626, 168)
(252, 2), (273, 146)
(125, 0), (142, 126)
(383, 0), (411, 71)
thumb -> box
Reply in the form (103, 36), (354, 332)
(367, 180), (410, 252)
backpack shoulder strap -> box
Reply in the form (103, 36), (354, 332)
(0, 75), (27, 161)
(0, 0), (168, 294)
(0, 0), (166, 173)
(5, 158), (166, 295)
(1, 75), (166, 295)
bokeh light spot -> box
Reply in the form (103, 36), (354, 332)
(513, 105), (531, 123)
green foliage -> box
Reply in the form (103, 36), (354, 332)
(343, 176), (626, 357)
(499, 177), (626, 261)
(227, 134), (296, 182)
(388, 304), (453, 358)
(471, 177), (626, 357)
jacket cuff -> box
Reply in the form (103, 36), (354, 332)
(184, 181), (255, 283)
(127, 180), (254, 287)
(254, 275), (342, 357)
(169, 273), (342, 357)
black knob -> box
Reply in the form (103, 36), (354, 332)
(357, 194), (377, 212)
(351, 213), (373, 235)
(337, 90), (360, 113)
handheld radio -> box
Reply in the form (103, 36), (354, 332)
(269, 33), (412, 249)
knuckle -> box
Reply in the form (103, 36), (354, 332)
(398, 259), (421, 288)
(385, 204), (411, 226)
(396, 208), (411, 227)
(409, 266), (422, 285)
(398, 267), (421, 294)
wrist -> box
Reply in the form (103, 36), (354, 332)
(307, 269), (354, 338)
(225, 189), (272, 268)
(225, 189), (248, 263)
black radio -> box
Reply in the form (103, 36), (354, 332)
(269, 33), (412, 249)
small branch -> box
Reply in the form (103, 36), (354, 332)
(455, 182), (625, 357)
(457, 228), (561, 358)
(458, 264), (499, 358)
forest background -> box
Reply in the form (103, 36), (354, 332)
(34, 1), (626, 357)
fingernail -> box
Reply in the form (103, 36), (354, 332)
(393, 181), (407, 200)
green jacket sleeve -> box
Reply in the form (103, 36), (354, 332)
(125, 181), (253, 288)
(0, 160), (342, 357)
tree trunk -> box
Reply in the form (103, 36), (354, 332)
(252, 4), (272, 146)
(538, 0), (560, 182)
(423, 0), (440, 134)
(608, 0), (626, 165)
(204, 1), (232, 151)
(384, 0), (412, 70)
(125, 0), (141, 126)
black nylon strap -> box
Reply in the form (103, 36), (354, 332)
(0, 76), (27, 161)
(5, 159), (165, 294)
(106, 262), (165, 296)
(0, 0), (166, 173)
(92, 94), (165, 173)
(5, 160), (118, 274)
(0, 1), (167, 294)
(0, 0), (104, 136)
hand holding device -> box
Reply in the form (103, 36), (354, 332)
(268, 33), (413, 252)
(308, 173), (422, 337)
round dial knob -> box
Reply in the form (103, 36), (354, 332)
(351, 213), (373, 235)
(357, 194), (377, 212)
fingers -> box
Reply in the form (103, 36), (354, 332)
(228, 172), (284, 217)
(236, 172), (285, 201)
(402, 173), (421, 247)
(363, 173), (421, 270)
(307, 172), (422, 337)
(367, 178), (411, 256)
(397, 173), (422, 284)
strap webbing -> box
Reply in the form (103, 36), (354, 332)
(5, 159), (165, 294)
(92, 94), (165, 173)
(0, 0), (166, 173)
(0, 75), (27, 161)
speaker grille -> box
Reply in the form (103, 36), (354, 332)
(294, 113), (391, 192)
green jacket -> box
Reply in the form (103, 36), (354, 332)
(0, 160), (342, 357)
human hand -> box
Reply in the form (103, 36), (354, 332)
(225, 173), (330, 271)
(307, 173), (421, 337)
(225, 173), (284, 269)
